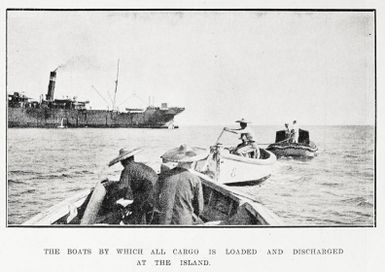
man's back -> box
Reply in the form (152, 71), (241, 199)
(121, 162), (158, 193)
(110, 161), (158, 211)
(155, 167), (203, 225)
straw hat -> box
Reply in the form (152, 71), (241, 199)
(235, 118), (251, 124)
(108, 147), (143, 167)
(161, 144), (208, 163)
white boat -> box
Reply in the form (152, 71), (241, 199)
(192, 144), (276, 186)
(161, 146), (276, 186)
(22, 172), (282, 226)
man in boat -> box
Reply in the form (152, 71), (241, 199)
(153, 144), (205, 225)
(106, 147), (158, 224)
(224, 118), (260, 159)
(284, 123), (291, 140)
(290, 120), (299, 143)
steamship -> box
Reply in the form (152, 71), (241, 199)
(8, 70), (185, 128)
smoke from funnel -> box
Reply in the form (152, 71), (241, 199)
(54, 65), (64, 72)
(54, 55), (98, 72)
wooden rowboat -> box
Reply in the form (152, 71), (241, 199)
(266, 142), (318, 158)
(266, 129), (318, 159)
(23, 170), (282, 226)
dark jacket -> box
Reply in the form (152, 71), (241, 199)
(109, 161), (158, 215)
(154, 167), (204, 225)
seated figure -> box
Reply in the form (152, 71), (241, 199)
(225, 118), (260, 159)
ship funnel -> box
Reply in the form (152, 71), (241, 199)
(46, 71), (57, 101)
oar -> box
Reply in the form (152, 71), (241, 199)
(276, 138), (290, 144)
(215, 127), (240, 143)
(199, 128), (226, 174)
(215, 128), (226, 144)
(258, 138), (290, 146)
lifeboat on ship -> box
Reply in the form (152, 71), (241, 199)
(267, 129), (318, 159)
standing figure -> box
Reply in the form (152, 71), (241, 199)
(154, 145), (206, 225)
(284, 123), (291, 141)
(225, 118), (260, 159)
(107, 147), (158, 224)
(291, 120), (299, 143)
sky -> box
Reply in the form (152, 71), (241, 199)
(7, 11), (375, 126)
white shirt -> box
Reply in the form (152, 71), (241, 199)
(292, 123), (298, 134)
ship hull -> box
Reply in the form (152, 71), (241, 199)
(8, 107), (184, 128)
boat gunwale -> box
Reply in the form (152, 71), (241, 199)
(190, 170), (282, 225)
(22, 188), (92, 225)
(267, 145), (318, 152)
(220, 149), (276, 165)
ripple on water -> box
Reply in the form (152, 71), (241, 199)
(341, 196), (370, 205)
(8, 179), (31, 185)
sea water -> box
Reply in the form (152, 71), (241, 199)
(7, 125), (375, 225)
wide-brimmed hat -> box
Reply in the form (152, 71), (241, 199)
(108, 147), (143, 167)
(161, 144), (208, 163)
(236, 118), (251, 124)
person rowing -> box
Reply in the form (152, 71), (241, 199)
(80, 147), (158, 225)
(106, 147), (158, 224)
(224, 118), (260, 159)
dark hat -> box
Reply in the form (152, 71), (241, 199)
(235, 118), (251, 124)
(108, 147), (143, 167)
(161, 144), (208, 163)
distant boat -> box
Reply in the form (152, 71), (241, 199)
(267, 129), (318, 159)
(57, 118), (66, 129)
(8, 65), (184, 128)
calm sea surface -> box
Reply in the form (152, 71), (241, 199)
(8, 125), (375, 226)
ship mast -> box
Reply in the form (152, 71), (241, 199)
(112, 59), (120, 111)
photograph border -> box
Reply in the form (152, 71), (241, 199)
(5, 8), (377, 229)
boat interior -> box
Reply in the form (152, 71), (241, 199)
(33, 175), (277, 226)
(274, 129), (311, 145)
